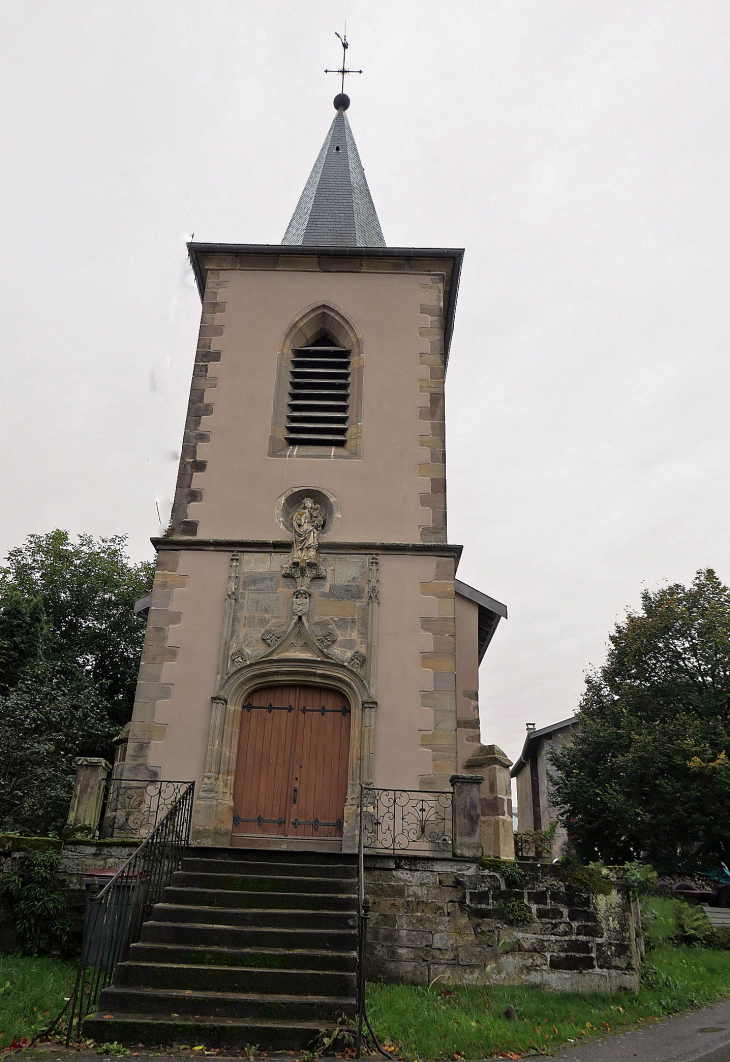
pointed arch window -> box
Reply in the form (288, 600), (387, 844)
(269, 305), (363, 460)
(286, 333), (351, 447)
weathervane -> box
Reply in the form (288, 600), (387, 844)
(325, 29), (362, 96)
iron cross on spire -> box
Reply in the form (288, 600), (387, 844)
(324, 30), (362, 95)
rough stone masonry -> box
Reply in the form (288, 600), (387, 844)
(365, 856), (642, 992)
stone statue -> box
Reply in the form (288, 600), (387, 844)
(292, 497), (324, 565)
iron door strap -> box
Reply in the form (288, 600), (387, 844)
(233, 814), (286, 827)
(291, 817), (343, 832)
(300, 704), (351, 715)
(241, 701), (350, 716)
(242, 702), (295, 713)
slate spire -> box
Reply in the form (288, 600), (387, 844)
(282, 95), (385, 247)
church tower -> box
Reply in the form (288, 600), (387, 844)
(124, 90), (510, 853)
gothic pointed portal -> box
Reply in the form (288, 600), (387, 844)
(282, 99), (385, 248)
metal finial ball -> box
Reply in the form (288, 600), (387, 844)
(333, 93), (350, 111)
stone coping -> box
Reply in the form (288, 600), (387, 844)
(150, 538), (464, 558)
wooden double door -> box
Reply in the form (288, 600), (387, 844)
(231, 685), (352, 848)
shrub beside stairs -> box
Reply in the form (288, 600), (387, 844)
(84, 847), (358, 1049)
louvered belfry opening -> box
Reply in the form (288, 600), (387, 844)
(286, 333), (351, 447)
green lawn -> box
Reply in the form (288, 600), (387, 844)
(366, 945), (730, 1060)
(0, 954), (77, 1050)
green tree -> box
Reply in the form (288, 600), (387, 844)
(551, 569), (730, 870)
(0, 530), (154, 727)
(0, 660), (118, 834)
(0, 531), (154, 834)
(0, 587), (45, 694)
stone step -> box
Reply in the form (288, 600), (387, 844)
(114, 960), (356, 997)
(83, 1012), (345, 1050)
(163, 886), (357, 912)
(87, 846), (362, 1051)
(96, 985), (356, 1023)
(175, 867), (356, 890)
(152, 904), (358, 931)
(140, 920), (356, 952)
(128, 941), (358, 972)
(184, 846), (357, 865)
(182, 856), (356, 880)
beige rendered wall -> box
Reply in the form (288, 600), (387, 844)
(454, 594), (481, 771)
(175, 267), (443, 543)
(373, 554), (457, 791)
(126, 549), (230, 787)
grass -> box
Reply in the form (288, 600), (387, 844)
(0, 954), (77, 1050)
(643, 895), (683, 948)
(366, 945), (730, 1060)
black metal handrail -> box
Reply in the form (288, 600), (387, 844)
(361, 786), (453, 855)
(100, 776), (192, 840)
(357, 784), (393, 1060)
(66, 781), (195, 1042)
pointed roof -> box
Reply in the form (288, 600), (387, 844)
(282, 98), (385, 247)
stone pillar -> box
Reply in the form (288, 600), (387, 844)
(450, 773), (483, 858)
(65, 757), (111, 838)
(464, 744), (515, 859)
(361, 699), (377, 785)
(191, 694), (232, 846)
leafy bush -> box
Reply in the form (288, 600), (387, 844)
(642, 895), (716, 948)
(514, 822), (557, 860)
(554, 852), (614, 896)
(0, 849), (72, 955)
(710, 928), (730, 950)
(624, 862), (658, 899)
(675, 902), (712, 946)
(479, 857), (526, 889)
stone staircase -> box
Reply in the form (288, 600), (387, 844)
(84, 847), (358, 1050)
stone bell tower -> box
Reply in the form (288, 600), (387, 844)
(123, 91), (511, 854)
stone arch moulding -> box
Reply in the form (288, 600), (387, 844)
(268, 301), (365, 460)
(191, 655), (375, 851)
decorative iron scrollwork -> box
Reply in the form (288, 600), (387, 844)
(100, 778), (192, 840)
(361, 788), (452, 854)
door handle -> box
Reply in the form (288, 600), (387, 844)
(292, 786), (298, 805)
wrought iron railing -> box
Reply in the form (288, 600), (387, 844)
(361, 786), (453, 855)
(356, 784), (390, 1060)
(66, 781), (194, 1042)
(100, 776), (191, 840)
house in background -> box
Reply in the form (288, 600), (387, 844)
(511, 716), (579, 860)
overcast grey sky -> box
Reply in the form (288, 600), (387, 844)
(2, 1), (729, 766)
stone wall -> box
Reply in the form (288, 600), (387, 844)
(0, 835), (137, 952)
(365, 855), (642, 993)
